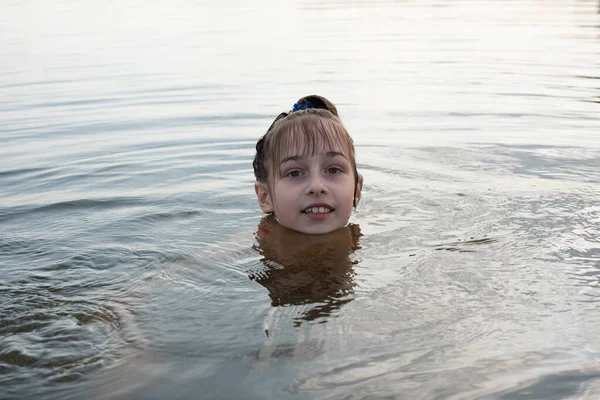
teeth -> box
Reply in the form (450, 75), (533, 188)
(305, 207), (331, 214)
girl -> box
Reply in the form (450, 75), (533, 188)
(253, 95), (363, 235)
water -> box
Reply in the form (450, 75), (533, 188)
(1, 0), (599, 398)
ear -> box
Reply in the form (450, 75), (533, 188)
(255, 181), (274, 213)
(353, 175), (363, 207)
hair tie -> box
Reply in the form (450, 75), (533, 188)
(292, 101), (313, 112)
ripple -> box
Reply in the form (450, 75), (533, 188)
(0, 167), (47, 178)
(433, 237), (497, 253)
(0, 288), (137, 391)
(0, 197), (149, 223)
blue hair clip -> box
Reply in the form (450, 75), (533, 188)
(292, 101), (313, 112)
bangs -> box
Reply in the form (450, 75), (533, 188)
(267, 114), (355, 179)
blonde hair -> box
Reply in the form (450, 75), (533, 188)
(253, 96), (358, 186)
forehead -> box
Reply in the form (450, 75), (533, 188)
(271, 117), (353, 163)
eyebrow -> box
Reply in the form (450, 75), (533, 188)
(279, 151), (348, 165)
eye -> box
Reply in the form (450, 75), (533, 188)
(327, 167), (342, 174)
(287, 170), (301, 178)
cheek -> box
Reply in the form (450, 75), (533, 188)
(272, 183), (297, 210)
(335, 180), (356, 202)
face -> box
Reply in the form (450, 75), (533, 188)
(255, 146), (362, 235)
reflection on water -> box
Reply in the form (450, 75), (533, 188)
(249, 216), (361, 328)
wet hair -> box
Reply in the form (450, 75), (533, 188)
(253, 95), (359, 202)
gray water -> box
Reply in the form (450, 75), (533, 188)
(1, 0), (600, 399)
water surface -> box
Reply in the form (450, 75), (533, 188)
(1, 0), (600, 399)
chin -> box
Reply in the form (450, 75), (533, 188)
(276, 215), (345, 235)
(296, 224), (342, 235)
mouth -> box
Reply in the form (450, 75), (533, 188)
(302, 205), (334, 214)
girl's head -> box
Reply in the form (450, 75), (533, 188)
(253, 95), (363, 235)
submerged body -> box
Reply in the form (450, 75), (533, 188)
(251, 215), (362, 312)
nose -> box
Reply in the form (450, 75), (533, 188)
(306, 172), (328, 195)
